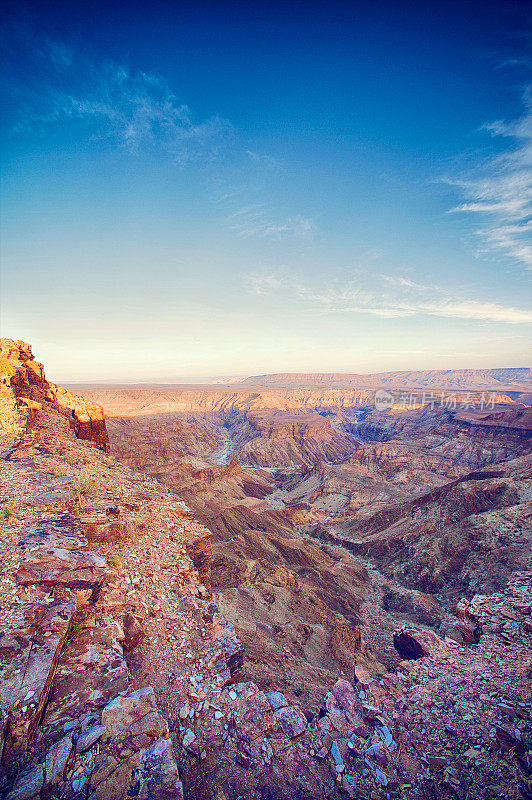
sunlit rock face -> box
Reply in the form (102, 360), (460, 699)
(0, 338), (109, 451)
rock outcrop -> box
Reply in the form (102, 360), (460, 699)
(1, 339), (109, 451)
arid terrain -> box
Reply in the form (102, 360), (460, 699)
(1, 340), (531, 800)
(76, 375), (532, 691)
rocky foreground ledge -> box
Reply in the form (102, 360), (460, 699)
(0, 340), (531, 799)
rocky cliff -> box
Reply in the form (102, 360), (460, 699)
(230, 410), (357, 467)
(0, 339), (109, 452)
(76, 387), (377, 416)
(327, 455), (532, 603)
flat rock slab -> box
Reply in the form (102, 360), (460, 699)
(18, 514), (88, 552)
(38, 620), (129, 746)
(0, 589), (76, 760)
(17, 547), (107, 589)
(22, 490), (75, 508)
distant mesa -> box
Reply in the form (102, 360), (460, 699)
(240, 368), (532, 391)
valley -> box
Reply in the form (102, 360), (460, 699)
(77, 378), (532, 700)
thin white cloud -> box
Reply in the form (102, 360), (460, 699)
(15, 38), (233, 162)
(245, 150), (282, 170)
(244, 269), (532, 324)
(243, 271), (284, 295)
(447, 87), (532, 270)
(229, 206), (315, 241)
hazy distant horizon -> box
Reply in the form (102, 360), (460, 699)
(60, 366), (531, 388)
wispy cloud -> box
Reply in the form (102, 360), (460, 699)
(10, 36), (233, 162)
(243, 270), (284, 294)
(244, 269), (532, 324)
(447, 87), (532, 270)
(245, 150), (282, 171)
(228, 205), (315, 241)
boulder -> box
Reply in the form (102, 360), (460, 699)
(101, 687), (169, 754)
(82, 518), (126, 544)
(273, 706), (308, 739)
(451, 598), (482, 644)
(75, 724), (106, 753)
(393, 627), (443, 660)
(90, 737), (183, 800)
(329, 679), (363, 719)
(5, 763), (44, 800)
(122, 613), (145, 651)
(266, 691), (287, 711)
(43, 734), (72, 794)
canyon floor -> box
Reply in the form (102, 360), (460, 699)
(0, 340), (531, 800)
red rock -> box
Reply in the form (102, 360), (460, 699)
(273, 706), (308, 739)
(16, 547), (107, 589)
(122, 613), (145, 651)
(0, 338), (109, 451)
(185, 532), (213, 595)
(329, 679), (363, 718)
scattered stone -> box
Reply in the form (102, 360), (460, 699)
(75, 724), (106, 753)
(182, 729), (196, 748)
(266, 691), (287, 711)
(273, 706), (307, 739)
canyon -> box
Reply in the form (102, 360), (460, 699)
(76, 378), (531, 696)
(0, 339), (530, 800)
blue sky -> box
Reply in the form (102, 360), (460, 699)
(1, 0), (531, 380)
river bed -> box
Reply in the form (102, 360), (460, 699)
(207, 424), (235, 465)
